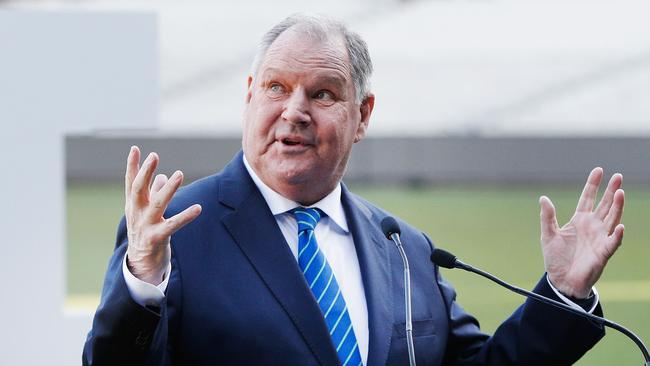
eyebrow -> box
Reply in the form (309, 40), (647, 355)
(317, 75), (347, 90)
(261, 68), (348, 89)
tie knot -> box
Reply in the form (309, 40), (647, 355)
(291, 207), (323, 232)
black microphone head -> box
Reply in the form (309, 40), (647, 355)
(430, 248), (458, 269)
(380, 216), (401, 239)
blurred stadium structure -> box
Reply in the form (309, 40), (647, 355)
(4, 0), (650, 182)
(8, 0), (650, 184)
(5, 0), (650, 137)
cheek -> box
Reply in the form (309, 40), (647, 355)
(244, 114), (271, 155)
(315, 119), (358, 157)
(248, 102), (279, 137)
(336, 109), (361, 143)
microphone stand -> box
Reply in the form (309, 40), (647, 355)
(388, 232), (416, 366)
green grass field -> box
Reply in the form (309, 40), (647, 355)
(67, 183), (650, 365)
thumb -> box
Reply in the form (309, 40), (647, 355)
(539, 195), (559, 240)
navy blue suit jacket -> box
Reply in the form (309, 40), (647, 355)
(83, 152), (605, 365)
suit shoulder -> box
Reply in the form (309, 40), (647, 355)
(345, 191), (390, 218)
(346, 191), (430, 241)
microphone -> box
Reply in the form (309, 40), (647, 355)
(381, 217), (416, 366)
(380, 216), (401, 242)
(431, 248), (650, 366)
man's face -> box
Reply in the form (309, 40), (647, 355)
(242, 28), (374, 204)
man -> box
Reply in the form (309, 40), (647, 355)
(83, 14), (625, 365)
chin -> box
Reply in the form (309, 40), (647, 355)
(276, 166), (314, 185)
(257, 155), (340, 191)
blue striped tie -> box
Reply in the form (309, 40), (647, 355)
(291, 207), (363, 366)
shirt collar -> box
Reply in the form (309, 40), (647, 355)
(243, 154), (349, 233)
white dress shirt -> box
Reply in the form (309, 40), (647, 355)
(122, 155), (598, 364)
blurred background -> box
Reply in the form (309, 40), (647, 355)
(2, 0), (650, 364)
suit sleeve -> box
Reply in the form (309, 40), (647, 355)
(428, 243), (605, 365)
(82, 217), (178, 366)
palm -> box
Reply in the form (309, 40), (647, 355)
(124, 146), (202, 285)
(540, 168), (624, 299)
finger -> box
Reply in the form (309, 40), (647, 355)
(539, 195), (559, 240)
(604, 224), (625, 259)
(151, 174), (169, 193)
(575, 167), (603, 213)
(604, 189), (625, 234)
(161, 204), (202, 237)
(132, 152), (159, 205)
(148, 170), (184, 220)
(594, 173), (622, 220)
(125, 146), (140, 199)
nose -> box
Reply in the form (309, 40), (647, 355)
(281, 89), (311, 126)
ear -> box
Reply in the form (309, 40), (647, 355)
(245, 75), (254, 104)
(354, 93), (375, 143)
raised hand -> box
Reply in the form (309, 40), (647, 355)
(539, 167), (624, 299)
(124, 146), (202, 285)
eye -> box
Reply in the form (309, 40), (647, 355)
(269, 83), (285, 94)
(313, 90), (334, 101)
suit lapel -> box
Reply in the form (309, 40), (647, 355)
(342, 187), (394, 366)
(218, 153), (340, 366)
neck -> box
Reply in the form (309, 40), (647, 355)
(242, 153), (340, 206)
(260, 173), (339, 205)
(280, 183), (337, 206)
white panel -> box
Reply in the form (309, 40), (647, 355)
(0, 10), (158, 365)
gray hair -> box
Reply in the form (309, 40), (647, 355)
(250, 14), (373, 104)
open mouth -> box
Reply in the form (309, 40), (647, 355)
(282, 138), (302, 146)
(279, 136), (313, 147)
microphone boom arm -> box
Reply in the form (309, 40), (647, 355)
(454, 259), (650, 365)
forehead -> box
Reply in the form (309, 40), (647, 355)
(259, 28), (352, 84)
